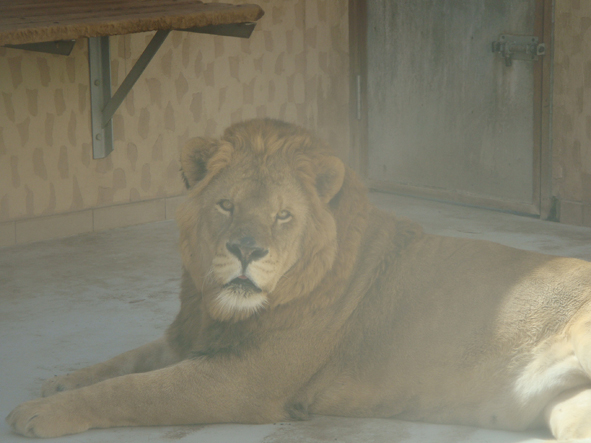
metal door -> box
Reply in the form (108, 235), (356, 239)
(366, 0), (545, 214)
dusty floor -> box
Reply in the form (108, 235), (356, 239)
(1, 192), (591, 443)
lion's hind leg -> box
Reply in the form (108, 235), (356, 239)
(544, 312), (591, 439)
(544, 387), (591, 440)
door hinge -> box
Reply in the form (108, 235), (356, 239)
(492, 35), (546, 67)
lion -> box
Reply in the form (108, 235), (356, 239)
(7, 118), (591, 440)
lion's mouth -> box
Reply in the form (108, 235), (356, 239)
(224, 276), (262, 293)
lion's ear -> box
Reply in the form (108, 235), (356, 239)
(316, 156), (345, 203)
(180, 138), (223, 189)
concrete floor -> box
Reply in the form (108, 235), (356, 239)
(2, 192), (591, 443)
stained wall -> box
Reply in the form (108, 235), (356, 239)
(553, 0), (591, 226)
(0, 1), (350, 246)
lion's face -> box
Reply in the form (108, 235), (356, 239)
(177, 120), (345, 322)
(196, 154), (312, 320)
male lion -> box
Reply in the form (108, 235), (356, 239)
(7, 119), (591, 439)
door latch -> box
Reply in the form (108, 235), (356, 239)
(492, 35), (546, 66)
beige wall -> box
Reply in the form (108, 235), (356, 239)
(0, 1), (350, 247)
(9, 0), (589, 238)
(553, 0), (591, 226)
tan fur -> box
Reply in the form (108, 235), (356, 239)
(7, 119), (591, 439)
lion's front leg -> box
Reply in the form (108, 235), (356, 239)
(8, 358), (287, 438)
(41, 336), (181, 397)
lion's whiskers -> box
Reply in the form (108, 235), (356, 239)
(201, 267), (216, 294)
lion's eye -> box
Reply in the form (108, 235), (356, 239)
(276, 210), (292, 221)
(217, 199), (234, 213)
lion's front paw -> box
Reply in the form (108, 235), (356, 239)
(42, 374), (85, 397)
(6, 397), (91, 438)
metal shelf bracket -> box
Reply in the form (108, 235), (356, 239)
(4, 22), (257, 159)
(89, 30), (170, 158)
(88, 23), (255, 159)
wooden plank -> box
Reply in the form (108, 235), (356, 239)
(366, 0), (539, 213)
(0, 0), (264, 46)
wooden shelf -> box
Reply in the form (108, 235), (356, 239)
(0, 0), (264, 46)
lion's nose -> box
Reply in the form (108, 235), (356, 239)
(226, 237), (268, 267)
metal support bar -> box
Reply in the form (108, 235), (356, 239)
(88, 30), (169, 158)
(88, 36), (113, 159)
(183, 22), (256, 39)
(102, 30), (170, 125)
(4, 40), (76, 55)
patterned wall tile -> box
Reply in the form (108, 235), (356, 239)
(0, 1), (350, 224)
(0, 38), (92, 223)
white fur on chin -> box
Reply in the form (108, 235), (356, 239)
(213, 286), (268, 318)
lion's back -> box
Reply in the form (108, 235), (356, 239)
(318, 221), (591, 428)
